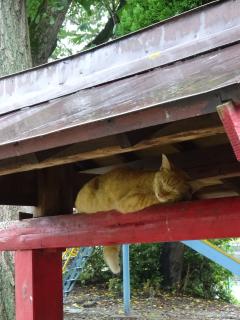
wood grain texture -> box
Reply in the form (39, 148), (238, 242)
(15, 250), (63, 320)
(1, 142), (240, 206)
(0, 44), (240, 160)
(37, 165), (74, 216)
(79, 143), (240, 182)
(0, 44), (239, 144)
(0, 0), (238, 115)
(218, 102), (240, 161)
(1, 197), (240, 251)
(0, 119), (224, 176)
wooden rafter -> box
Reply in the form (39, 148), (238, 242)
(0, 116), (225, 176)
(1, 142), (240, 206)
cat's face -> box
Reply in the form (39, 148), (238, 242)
(153, 155), (192, 203)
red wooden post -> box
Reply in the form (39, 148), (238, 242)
(15, 249), (63, 320)
(217, 102), (240, 160)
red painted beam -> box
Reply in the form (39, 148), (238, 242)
(0, 197), (240, 251)
(15, 249), (63, 320)
(217, 102), (240, 161)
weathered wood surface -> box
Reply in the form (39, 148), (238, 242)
(14, 166), (73, 319)
(1, 143), (240, 206)
(1, 44), (239, 146)
(81, 144), (240, 182)
(1, 197), (240, 251)
(0, 0), (238, 116)
(0, 115), (224, 176)
(218, 102), (240, 161)
(0, 1), (239, 160)
(15, 250), (63, 320)
(0, 91), (225, 161)
(37, 165), (73, 216)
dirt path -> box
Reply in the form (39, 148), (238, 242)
(64, 286), (240, 319)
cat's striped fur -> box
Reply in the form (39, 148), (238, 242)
(75, 155), (191, 273)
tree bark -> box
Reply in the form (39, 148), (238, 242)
(0, 207), (35, 320)
(160, 242), (185, 290)
(0, 1), (32, 319)
(0, 0), (32, 77)
(29, 0), (72, 66)
(0, 208), (18, 320)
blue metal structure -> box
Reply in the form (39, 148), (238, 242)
(63, 246), (94, 296)
(122, 244), (131, 315)
(182, 240), (240, 276)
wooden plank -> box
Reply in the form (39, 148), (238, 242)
(1, 43), (239, 144)
(0, 117), (225, 176)
(15, 166), (74, 319)
(1, 142), (240, 207)
(37, 165), (74, 216)
(193, 184), (239, 199)
(15, 249), (63, 320)
(1, 197), (240, 251)
(169, 144), (240, 180)
(0, 0), (238, 115)
(217, 102), (240, 161)
(0, 43), (240, 159)
(79, 143), (240, 185)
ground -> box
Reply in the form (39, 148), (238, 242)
(64, 286), (240, 320)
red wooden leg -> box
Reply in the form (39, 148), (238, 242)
(217, 102), (240, 161)
(15, 249), (63, 320)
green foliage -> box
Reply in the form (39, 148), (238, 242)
(52, 1), (109, 58)
(182, 240), (234, 302)
(115, 0), (212, 36)
(79, 244), (162, 295)
(79, 246), (114, 285)
(79, 241), (234, 302)
(27, 0), (70, 24)
(129, 243), (162, 292)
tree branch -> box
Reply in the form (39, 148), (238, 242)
(86, 0), (126, 48)
(29, 0), (72, 66)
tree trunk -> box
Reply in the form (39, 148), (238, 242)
(0, 0), (32, 77)
(29, 0), (72, 66)
(0, 207), (19, 320)
(0, 1), (32, 319)
(160, 242), (185, 290)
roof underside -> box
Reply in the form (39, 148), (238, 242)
(0, 0), (239, 205)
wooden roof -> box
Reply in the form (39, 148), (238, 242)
(0, 0), (240, 206)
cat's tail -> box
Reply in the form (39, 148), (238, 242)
(103, 245), (121, 274)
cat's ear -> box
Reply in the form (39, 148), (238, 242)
(161, 154), (171, 170)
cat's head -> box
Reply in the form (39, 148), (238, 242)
(153, 154), (192, 203)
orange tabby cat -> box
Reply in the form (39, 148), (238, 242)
(75, 155), (191, 274)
